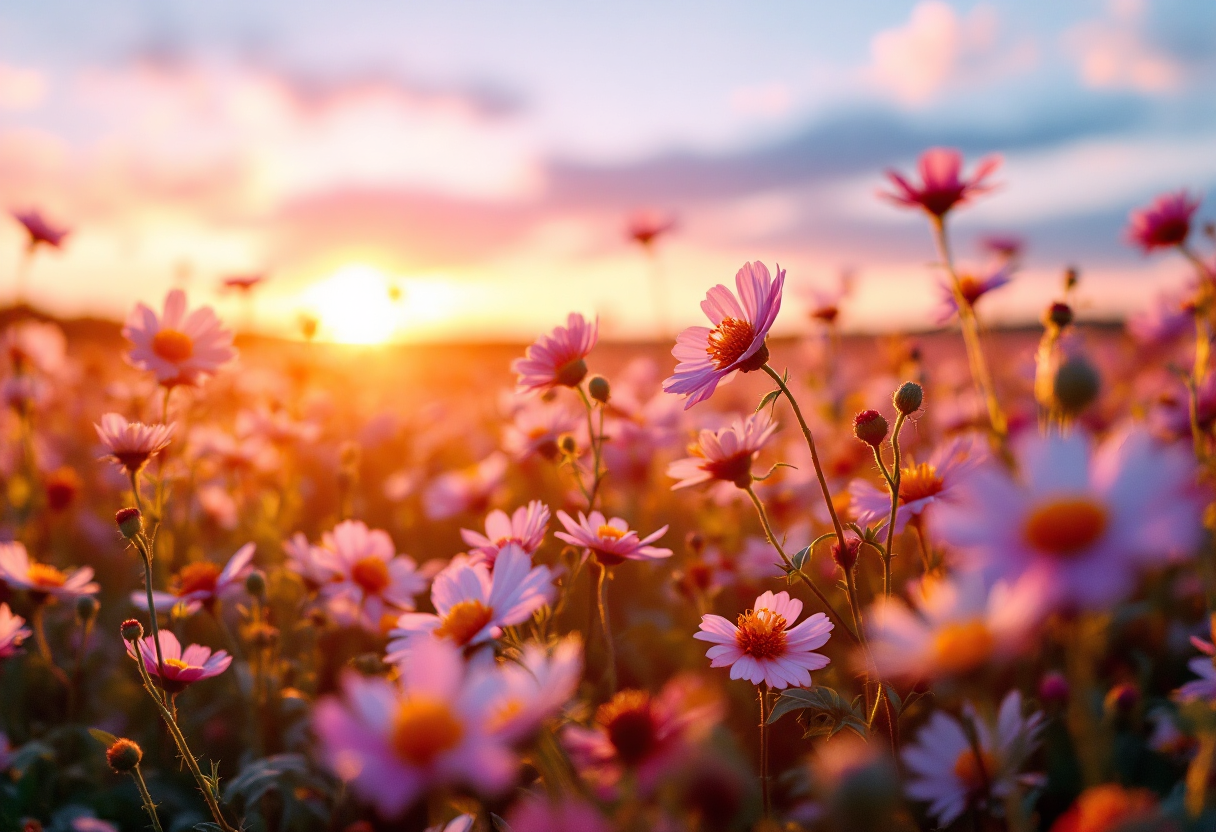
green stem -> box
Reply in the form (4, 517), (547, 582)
(758, 685), (771, 819)
(881, 414), (906, 596)
(576, 386), (606, 511)
(132, 534), (169, 705)
(131, 766), (165, 832)
(593, 561), (617, 693)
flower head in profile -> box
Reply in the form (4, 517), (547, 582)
(903, 690), (1044, 828)
(513, 313), (598, 394)
(668, 413), (777, 490)
(318, 520), (429, 632)
(695, 590), (833, 689)
(126, 630), (231, 694)
(555, 510), (672, 566)
(0, 603), (31, 659)
(313, 637), (517, 817)
(936, 265), (1013, 323)
(387, 544), (554, 659)
(663, 261), (785, 409)
(850, 436), (981, 534)
(931, 427), (1202, 609)
(0, 542), (98, 601)
(95, 413), (174, 476)
(13, 209), (69, 250)
(123, 289), (236, 388)
(627, 210), (676, 248)
(461, 500), (551, 567)
(129, 543), (255, 617)
(1126, 190), (1200, 252)
(882, 147), (1001, 218)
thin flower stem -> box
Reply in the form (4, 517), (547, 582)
(760, 364), (847, 549)
(744, 485), (859, 644)
(758, 685), (771, 819)
(30, 603), (71, 692)
(1180, 245), (1212, 461)
(593, 561), (617, 693)
(131, 534), (169, 705)
(576, 386), (606, 511)
(131, 766), (165, 832)
(882, 414), (906, 596)
(70, 616), (94, 718)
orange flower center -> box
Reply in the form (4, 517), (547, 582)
(704, 451), (754, 487)
(28, 562), (67, 588)
(899, 463), (944, 503)
(390, 698), (464, 767)
(953, 747), (995, 794)
(350, 556), (391, 596)
(957, 275), (986, 305)
(487, 698), (525, 733)
(597, 690), (659, 766)
(151, 329), (194, 363)
(434, 599), (495, 646)
(932, 619), (994, 675)
(175, 562), (221, 596)
(163, 657), (190, 671)
(1023, 497), (1108, 557)
(735, 608), (788, 660)
(706, 317), (756, 370)
(597, 524), (627, 542)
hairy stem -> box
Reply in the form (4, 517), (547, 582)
(131, 766), (165, 832)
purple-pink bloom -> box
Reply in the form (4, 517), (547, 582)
(695, 590), (832, 689)
(1126, 190), (1200, 252)
(667, 413), (777, 489)
(882, 147), (1001, 218)
(935, 266), (1014, 323)
(123, 289), (237, 388)
(554, 510), (672, 566)
(512, 313), (598, 394)
(13, 209), (69, 249)
(0, 603), (31, 659)
(461, 500), (551, 566)
(126, 630), (231, 694)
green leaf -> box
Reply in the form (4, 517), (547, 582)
(790, 546), (812, 572)
(768, 686), (868, 740)
(88, 728), (119, 747)
(882, 684), (902, 715)
(756, 388), (782, 413)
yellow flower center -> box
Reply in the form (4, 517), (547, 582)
(899, 462), (944, 503)
(434, 599), (495, 646)
(953, 748), (995, 794)
(932, 619), (994, 675)
(597, 525), (627, 542)
(706, 317), (757, 370)
(175, 561), (221, 596)
(28, 562), (67, 588)
(151, 329), (194, 363)
(163, 657), (190, 671)
(1023, 497), (1108, 557)
(390, 698), (464, 767)
(735, 608), (788, 660)
(350, 556), (391, 596)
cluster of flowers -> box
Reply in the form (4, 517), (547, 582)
(0, 148), (1215, 832)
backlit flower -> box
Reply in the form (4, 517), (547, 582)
(554, 510), (672, 566)
(0, 603), (31, 659)
(13, 209), (69, 249)
(663, 261), (785, 409)
(4, 320), (66, 375)
(318, 520), (428, 632)
(126, 630), (231, 694)
(512, 313), (598, 394)
(129, 543), (255, 616)
(695, 590), (832, 689)
(423, 452), (508, 520)
(123, 289), (236, 388)
(95, 413), (174, 475)
(882, 147), (1000, 217)
(935, 265), (1013, 323)
(0, 542), (98, 600)
(1126, 190), (1200, 252)
(903, 690), (1044, 827)
(850, 435), (981, 534)
(461, 500), (551, 567)
(283, 532), (339, 589)
(668, 413), (777, 489)
(503, 399), (581, 461)
(627, 210), (676, 248)
(484, 635), (583, 742)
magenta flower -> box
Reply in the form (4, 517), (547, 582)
(554, 510), (672, 566)
(512, 313), (598, 394)
(935, 265), (1013, 323)
(0, 603), (31, 659)
(1175, 635), (1216, 703)
(12, 209), (69, 250)
(129, 542), (255, 617)
(663, 261), (785, 409)
(667, 413), (777, 489)
(626, 210), (676, 248)
(1126, 190), (1200, 252)
(123, 289), (237, 388)
(882, 147), (1001, 218)
(461, 500), (551, 566)
(695, 590), (832, 689)
(126, 630), (231, 694)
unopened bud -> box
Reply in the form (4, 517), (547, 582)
(557, 433), (578, 456)
(120, 619), (143, 642)
(852, 410), (888, 448)
(1038, 671), (1070, 704)
(106, 738), (143, 772)
(244, 569), (267, 599)
(831, 537), (861, 573)
(892, 382), (923, 416)
(76, 595), (99, 624)
(587, 375), (610, 404)
(1064, 266), (1079, 291)
(115, 507), (142, 539)
(685, 531), (706, 557)
(1043, 302), (1073, 329)
(1053, 356), (1101, 415)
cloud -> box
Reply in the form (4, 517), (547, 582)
(0, 64), (47, 110)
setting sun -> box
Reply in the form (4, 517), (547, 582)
(304, 264), (400, 344)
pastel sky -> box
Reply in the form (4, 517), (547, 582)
(2, 0), (1215, 341)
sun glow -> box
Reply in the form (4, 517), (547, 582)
(304, 265), (399, 344)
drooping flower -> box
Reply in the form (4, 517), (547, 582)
(126, 630), (232, 694)
(931, 427), (1203, 609)
(663, 261), (785, 409)
(123, 289), (237, 388)
(554, 510), (672, 566)
(935, 265), (1013, 323)
(423, 452), (508, 520)
(882, 147), (1001, 218)
(1048, 784), (1158, 832)
(0, 542), (98, 600)
(1126, 190), (1200, 252)
(850, 436), (981, 534)
(902, 690), (1044, 827)
(461, 500), (551, 566)
(386, 544), (554, 659)
(667, 413), (777, 489)
(1175, 633), (1216, 703)
(317, 520), (428, 632)
(484, 635), (583, 742)
(695, 590), (833, 689)
(94, 413), (175, 476)
(129, 543), (255, 617)
(13, 209), (69, 250)
(313, 636), (517, 817)
(512, 313), (598, 394)
(0, 603), (31, 659)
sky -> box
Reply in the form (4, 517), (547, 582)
(1, 0), (1215, 341)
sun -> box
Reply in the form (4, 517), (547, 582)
(304, 264), (400, 344)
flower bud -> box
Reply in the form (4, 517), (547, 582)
(587, 375), (610, 404)
(557, 432), (578, 456)
(105, 738), (143, 772)
(120, 618), (143, 642)
(245, 569), (267, 599)
(1043, 302), (1073, 329)
(1063, 266), (1079, 291)
(76, 595), (99, 624)
(115, 506), (142, 540)
(555, 358), (588, 388)
(831, 537), (861, 573)
(1038, 671), (1070, 705)
(892, 382), (923, 416)
(1104, 682), (1140, 718)
(1053, 356), (1100, 415)
(852, 410), (888, 448)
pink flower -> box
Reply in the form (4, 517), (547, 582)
(554, 510), (672, 566)
(129, 543), (255, 617)
(461, 500), (551, 566)
(283, 532), (338, 589)
(502, 399), (580, 461)
(318, 520), (429, 633)
(484, 636), (583, 742)
(667, 413), (777, 489)
(850, 436), (982, 534)
(126, 630), (232, 694)
(1126, 190), (1200, 252)
(0, 603), (31, 659)
(980, 234), (1024, 261)
(512, 313), (598, 394)
(123, 289), (237, 388)
(882, 147), (1001, 217)
(423, 452), (508, 520)
(0, 542), (98, 600)
(95, 412), (175, 475)
(663, 261), (785, 409)
(4, 321), (66, 375)
(935, 266), (1014, 323)
(13, 209), (69, 249)
(1127, 288), (1194, 348)
(695, 590), (832, 689)
(312, 637), (517, 817)
(626, 210), (677, 248)
(1175, 635), (1216, 703)
(387, 544), (554, 658)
